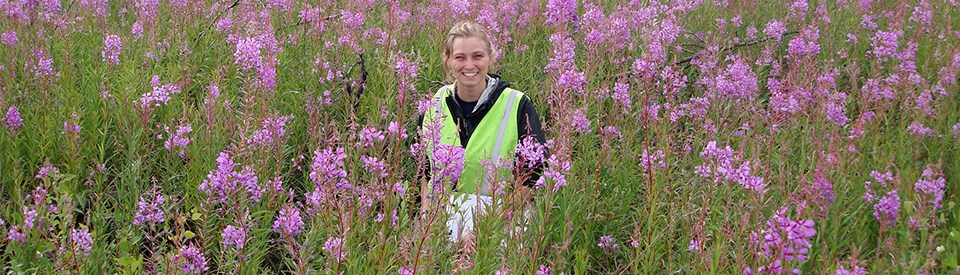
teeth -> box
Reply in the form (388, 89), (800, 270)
(464, 72), (478, 77)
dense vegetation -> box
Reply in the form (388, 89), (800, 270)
(0, 0), (957, 273)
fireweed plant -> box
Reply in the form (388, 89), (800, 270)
(0, 0), (958, 273)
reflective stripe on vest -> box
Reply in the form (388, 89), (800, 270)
(422, 85), (523, 195)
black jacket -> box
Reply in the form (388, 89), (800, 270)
(417, 75), (547, 188)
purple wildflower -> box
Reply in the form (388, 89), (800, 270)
(272, 204), (303, 237)
(543, 154), (570, 192)
(715, 58), (758, 101)
(640, 148), (666, 172)
(387, 121), (408, 139)
(198, 152), (261, 203)
(428, 143), (465, 191)
(873, 189), (900, 227)
(515, 135), (547, 169)
(835, 264), (867, 275)
(138, 75), (181, 110)
(323, 236), (347, 262)
(612, 82), (632, 112)
(870, 29), (902, 62)
(134, 0), (159, 25)
(29, 49), (56, 78)
(5, 106), (22, 132)
(131, 21), (143, 39)
(398, 267), (415, 275)
(360, 156), (387, 178)
(688, 239), (701, 252)
(556, 70), (587, 92)
(825, 92), (848, 126)
(696, 141), (765, 192)
(248, 115), (293, 148)
(79, 0), (109, 17)
(544, 0), (578, 27)
(914, 167), (945, 209)
(7, 225), (26, 243)
(357, 126), (385, 148)
(908, 121), (936, 138)
(787, 25), (820, 59)
(256, 58), (277, 92)
(101, 35), (122, 65)
(393, 55), (419, 98)
(764, 20), (787, 41)
(133, 194), (165, 227)
(544, 32), (576, 76)
(600, 126), (622, 139)
(35, 165), (59, 179)
(234, 37), (262, 71)
(22, 208), (38, 229)
(222, 225), (246, 250)
(70, 228), (93, 257)
(535, 265), (552, 275)
(571, 108), (591, 133)
(597, 235), (619, 250)
(176, 245), (208, 273)
(1, 31), (16, 46)
(749, 208), (816, 273)
(310, 147), (350, 190)
(162, 123), (192, 157)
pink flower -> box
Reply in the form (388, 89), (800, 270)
(5, 106), (22, 132)
(101, 35), (122, 65)
(597, 235), (619, 250)
(544, 0), (578, 27)
(571, 109), (591, 133)
(1, 31), (17, 46)
(222, 225), (247, 250)
(873, 190), (900, 227)
(70, 228), (93, 257)
(272, 204), (304, 237)
(323, 236), (347, 261)
(175, 245), (208, 273)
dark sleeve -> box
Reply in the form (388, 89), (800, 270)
(516, 95), (548, 188)
(414, 114), (429, 204)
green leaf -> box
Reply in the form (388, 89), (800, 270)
(115, 256), (143, 269)
(943, 254), (957, 269)
(183, 230), (196, 239)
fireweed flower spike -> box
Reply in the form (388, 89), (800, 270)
(101, 35), (122, 65)
(133, 194), (165, 227)
(323, 236), (347, 262)
(162, 123), (192, 158)
(70, 228), (93, 257)
(5, 106), (22, 132)
(272, 204), (304, 237)
(222, 225), (247, 250)
(176, 244), (208, 273)
(1, 31), (16, 46)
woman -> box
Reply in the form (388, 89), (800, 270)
(418, 21), (547, 244)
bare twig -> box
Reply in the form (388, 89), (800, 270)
(669, 31), (799, 67)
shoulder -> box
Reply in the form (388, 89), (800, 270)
(434, 84), (455, 98)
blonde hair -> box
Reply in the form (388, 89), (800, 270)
(442, 21), (496, 81)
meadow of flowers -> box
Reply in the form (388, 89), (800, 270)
(0, 0), (958, 273)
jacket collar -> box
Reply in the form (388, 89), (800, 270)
(449, 74), (511, 116)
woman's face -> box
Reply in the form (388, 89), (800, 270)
(446, 36), (491, 91)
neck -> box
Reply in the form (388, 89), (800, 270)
(455, 78), (487, 102)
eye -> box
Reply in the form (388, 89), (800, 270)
(454, 55), (465, 60)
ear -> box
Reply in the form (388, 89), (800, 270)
(441, 54), (453, 82)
